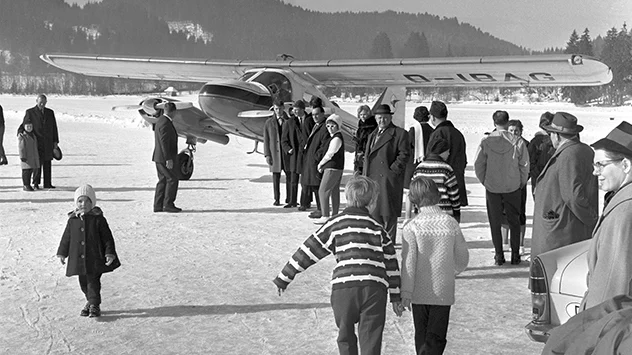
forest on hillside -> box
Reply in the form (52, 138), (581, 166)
(0, 0), (630, 104)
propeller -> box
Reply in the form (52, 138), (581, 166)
(112, 98), (193, 116)
(238, 110), (274, 118)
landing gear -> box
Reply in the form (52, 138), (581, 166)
(178, 144), (196, 180)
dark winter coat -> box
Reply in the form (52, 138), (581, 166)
(301, 122), (329, 186)
(18, 131), (40, 170)
(298, 113), (314, 174)
(353, 116), (377, 172)
(23, 106), (59, 161)
(427, 120), (468, 206)
(152, 115), (178, 164)
(57, 207), (121, 277)
(281, 116), (301, 173)
(528, 131), (555, 193)
(363, 123), (410, 217)
(531, 138), (599, 258)
(263, 114), (285, 173)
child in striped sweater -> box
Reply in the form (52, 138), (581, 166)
(273, 175), (403, 355)
(401, 177), (469, 355)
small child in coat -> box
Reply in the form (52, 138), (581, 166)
(401, 177), (469, 355)
(57, 184), (121, 318)
(17, 118), (40, 191)
(273, 175), (403, 355)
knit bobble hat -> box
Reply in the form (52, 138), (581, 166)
(74, 184), (97, 206)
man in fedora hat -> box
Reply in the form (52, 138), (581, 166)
(363, 104), (410, 243)
(23, 94), (59, 189)
(531, 112), (598, 259)
(426, 101), (468, 206)
(580, 121), (632, 310)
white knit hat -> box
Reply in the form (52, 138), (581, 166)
(74, 184), (97, 206)
(326, 114), (342, 130)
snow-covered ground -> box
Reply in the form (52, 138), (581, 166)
(1, 94), (630, 354)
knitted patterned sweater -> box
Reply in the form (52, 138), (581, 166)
(273, 206), (401, 302)
(401, 205), (469, 305)
(412, 155), (460, 218)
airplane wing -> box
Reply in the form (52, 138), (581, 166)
(41, 53), (611, 88)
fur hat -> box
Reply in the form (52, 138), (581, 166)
(541, 112), (584, 134)
(373, 104), (393, 115)
(429, 101), (448, 119)
(591, 121), (632, 157)
(74, 184), (97, 206)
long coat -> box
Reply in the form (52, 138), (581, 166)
(301, 122), (329, 186)
(18, 132), (40, 170)
(581, 182), (632, 310)
(531, 138), (599, 258)
(297, 113), (314, 174)
(152, 115), (178, 164)
(427, 120), (468, 206)
(24, 106), (59, 161)
(263, 115), (284, 173)
(56, 207), (121, 277)
(363, 123), (410, 217)
(281, 116), (301, 173)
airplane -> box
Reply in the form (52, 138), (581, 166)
(40, 53), (612, 179)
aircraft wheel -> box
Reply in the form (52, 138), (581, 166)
(178, 152), (194, 180)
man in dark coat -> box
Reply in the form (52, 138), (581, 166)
(363, 104), (410, 244)
(264, 100), (289, 206)
(427, 101), (468, 206)
(281, 100), (310, 208)
(0, 104), (7, 165)
(300, 106), (329, 216)
(353, 105), (377, 174)
(152, 102), (181, 213)
(297, 101), (316, 211)
(531, 112), (598, 258)
(23, 95), (59, 188)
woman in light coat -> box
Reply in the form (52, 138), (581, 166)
(581, 121), (632, 310)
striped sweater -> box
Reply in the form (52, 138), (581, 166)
(412, 155), (461, 217)
(273, 206), (401, 302)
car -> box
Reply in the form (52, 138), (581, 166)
(525, 239), (590, 343)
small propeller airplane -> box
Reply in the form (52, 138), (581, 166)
(40, 53), (612, 179)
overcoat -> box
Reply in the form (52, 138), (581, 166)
(281, 116), (300, 172)
(531, 138), (599, 258)
(23, 106), (59, 161)
(363, 123), (410, 217)
(301, 122), (329, 186)
(56, 207), (121, 277)
(263, 115), (284, 173)
(581, 182), (632, 310)
(152, 115), (178, 164)
(18, 132), (40, 170)
(297, 113), (314, 174)
(426, 120), (468, 206)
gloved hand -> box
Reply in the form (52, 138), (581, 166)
(265, 156), (273, 166)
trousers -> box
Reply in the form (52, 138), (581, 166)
(79, 273), (103, 305)
(486, 189), (522, 254)
(154, 162), (179, 210)
(319, 168), (343, 217)
(412, 304), (451, 355)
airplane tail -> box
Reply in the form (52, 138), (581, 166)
(372, 86), (407, 128)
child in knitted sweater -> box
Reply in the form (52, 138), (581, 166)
(401, 176), (469, 355)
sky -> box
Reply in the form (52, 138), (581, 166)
(65, 0), (631, 50)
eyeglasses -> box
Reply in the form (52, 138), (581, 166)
(592, 159), (623, 172)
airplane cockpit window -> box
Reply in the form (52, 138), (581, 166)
(250, 71), (293, 103)
(239, 72), (257, 82)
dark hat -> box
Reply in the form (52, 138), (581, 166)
(413, 106), (430, 122)
(23, 117), (33, 125)
(591, 121), (632, 156)
(373, 104), (393, 115)
(292, 100), (306, 109)
(428, 138), (450, 155)
(429, 101), (448, 119)
(53, 146), (63, 161)
(541, 112), (584, 134)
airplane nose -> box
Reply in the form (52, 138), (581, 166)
(198, 81), (273, 123)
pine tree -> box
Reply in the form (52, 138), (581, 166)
(578, 28), (593, 56)
(564, 30), (580, 54)
(400, 31), (430, 58)
(369, 32), (393, 59)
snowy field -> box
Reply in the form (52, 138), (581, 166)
(1, 94), (631, 354)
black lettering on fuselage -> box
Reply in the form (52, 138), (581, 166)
(403, 72), (556, 83)
(404, 74), (431, 83)
(470, 73), (496, 82)
(505, 73), (528, 82)
(529, 72), (555, 81)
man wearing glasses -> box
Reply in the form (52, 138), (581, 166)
(531, 112), (599, 259)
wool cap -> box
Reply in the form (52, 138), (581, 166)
(326, 114), (342, 129)
(429, 101), (448, 119)
(541, 112), (584, 134)
(591, 121), (632, 157)
(74, 184), (97, 206)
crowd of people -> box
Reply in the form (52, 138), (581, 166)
(2, 93), (631, 353)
